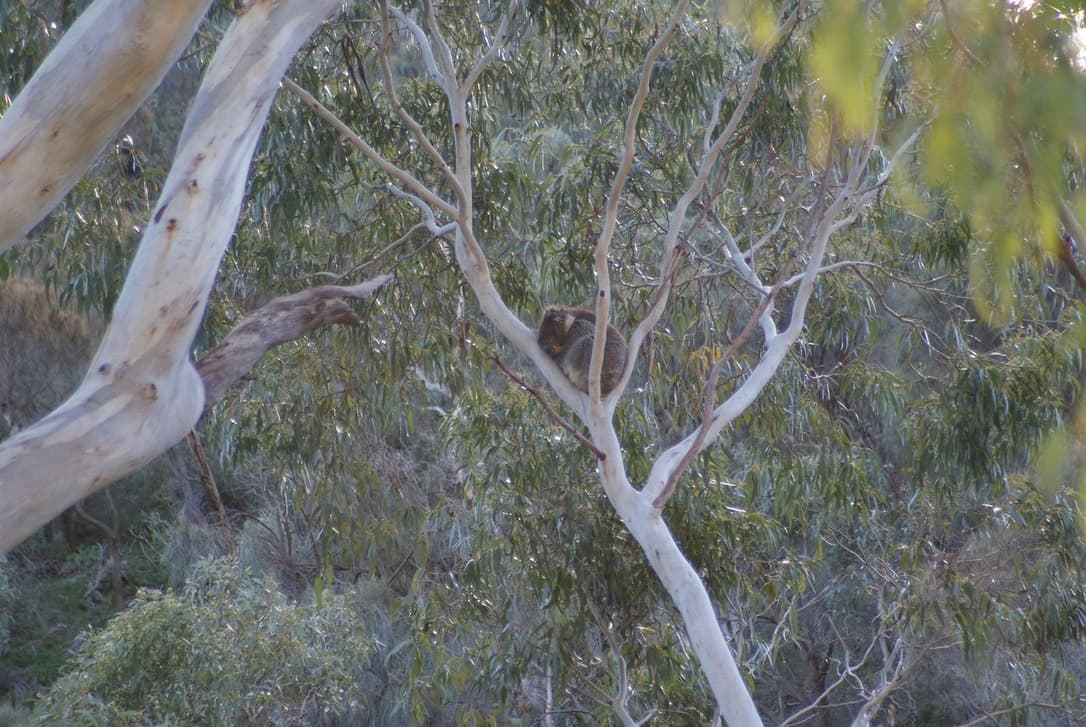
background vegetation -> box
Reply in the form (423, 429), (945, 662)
(3, 0), (1086, 724)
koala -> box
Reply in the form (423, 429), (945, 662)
(537, 305), (628, 395)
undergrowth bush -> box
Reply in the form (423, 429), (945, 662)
(32, 558), (372, 726)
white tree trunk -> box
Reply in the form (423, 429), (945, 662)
(0, 0), (343, 553)
(613, 485), (764, 726)
(0, 0), (214, 251)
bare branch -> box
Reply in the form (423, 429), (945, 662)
(195, 275), (391, 409)
(585, 598), (658, 727)
(641, 6), (927, 505)
(381, 5), (466, 204)
(384, 184), (457, 236)
(462, 0), (515, 95)
(744, 185), (805, 258)
(387, 4), (448, 89)
(597, 0), (690, 258)
(707, 210), (780, 341)
(653, 248), (800, 509)
(187, 430), (227, 527)
(779, 258), (943, 290)
(627, 1), (808, 389)
(384, 0), (562, 416)
(282, 77), (459, 219)
(588, 0), (691, 409)
(491, 355), (606, 460)
(956, 702), (1086, 727)
(848, 639), (915, 727)
(1059, 200), (1086, 249)
(939, 0), (983, 67)
(421, 0), (459, 89)
(655, 214), (810, 507)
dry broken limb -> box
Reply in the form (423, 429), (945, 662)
(187, 430), (227, 528)
(0, 0), (344, 554)
(187, 276), (393, 527)
(195, 276), (392, 408)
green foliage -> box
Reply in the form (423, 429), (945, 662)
(33, 559), (372, 726)
(912, 2), (1086, 317)
(0, 468), (190, 701)
(1, 544), (119, 692)
(915, 335), (1081, 493)
(0, 556), (13, 658)
(0, 1), (68, 103)
(7, 0), (1086, 722)
(809, 0), (885, 135)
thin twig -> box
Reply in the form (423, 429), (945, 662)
(381, 5), (466, 203)
(654, 247), (801, 508)
(461, 0), (515, 94)
(188, 430), (228, 527)
(630, 0), (808, 373)
(282, 76), (458, 219)
(491, 354), (606, 460)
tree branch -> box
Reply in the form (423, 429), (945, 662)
(591, 0), (689, 407)
(381, 5), (467, 205)
(282, 76), (459, 219)
(187, 430), (227, 527)
(461, 0), (515, 95)
(195, 275), (391, 408)
(626, 0), (807, 396)
(490, 355), (606, 460)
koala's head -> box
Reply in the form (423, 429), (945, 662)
(538, 307), (576, 356)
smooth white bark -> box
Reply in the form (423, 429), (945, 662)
(0, 0), (214, 251)
(0, 0), (343, 553)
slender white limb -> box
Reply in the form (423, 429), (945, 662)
(710, 214), (779, 341)
(283, 77), (458, 219)
(422, 0), (458, 89)
(381, 5), (466, 203)
(384, 185), (456, 236)
(743, 184), (809, 257)
(387, 5), (448, 90)
(646, 147), (870, 503)
(643, 30), (922, 507)
(586, 1), (692, 410)
(462, 0), (515, 95)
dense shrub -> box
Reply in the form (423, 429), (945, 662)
(32, 559), (372, 726)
